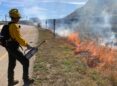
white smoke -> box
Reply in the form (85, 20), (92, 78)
(55, 25), (75, 37)
(98, 11), (115, 47)
(55, 0), (117, 48)
(56, 28), (73, 37)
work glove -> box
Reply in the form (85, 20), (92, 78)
(26, 44), (33, 49)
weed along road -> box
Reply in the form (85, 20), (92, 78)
(0, 25), (39, 86)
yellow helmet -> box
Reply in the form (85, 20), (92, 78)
(9, 8), (21, 18)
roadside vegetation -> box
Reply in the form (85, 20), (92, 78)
(33, 29), (117, 86)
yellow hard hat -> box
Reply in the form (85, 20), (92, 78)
(9, 8), (21, 18)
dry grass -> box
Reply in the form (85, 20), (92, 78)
(33, 29), (117, 86)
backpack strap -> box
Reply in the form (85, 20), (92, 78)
(7, 22), (14, 40)
(6, 22), (19, 45)
(7, 22), (23, 50)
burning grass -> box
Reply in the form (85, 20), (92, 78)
(33, 29), (117, 86)
(68, 32), (117, 68)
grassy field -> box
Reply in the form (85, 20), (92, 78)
(33, 28), (117, 86)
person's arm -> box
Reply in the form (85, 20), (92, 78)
(9, 24), (30, 47)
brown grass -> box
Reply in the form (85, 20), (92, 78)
(33, 29), (117, 86)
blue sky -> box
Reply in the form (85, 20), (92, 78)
(0, 0), (88, 20)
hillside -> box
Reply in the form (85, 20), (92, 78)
(33, 29), (117, 86)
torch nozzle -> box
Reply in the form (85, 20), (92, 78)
(37, 40), (47, 47)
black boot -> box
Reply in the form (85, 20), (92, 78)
(23, 78), (34, 85)
(8, 80), (19, 86)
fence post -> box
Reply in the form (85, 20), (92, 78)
(53, 19), (56, 38)
(46, 20), (47, 29)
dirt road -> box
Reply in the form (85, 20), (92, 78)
(0, 25), (39, 86)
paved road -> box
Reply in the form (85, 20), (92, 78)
(0, 25), (39, 86)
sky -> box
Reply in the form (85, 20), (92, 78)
(0, 0), (88, 20)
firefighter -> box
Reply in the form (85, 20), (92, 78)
(6, 8), (34, 86)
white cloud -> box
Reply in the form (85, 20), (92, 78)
(34, 0), (88, 5)
(0, 0), (49, 19)
(0, 0), (88, 8)
(62, 1), (87, 5)
(0, 0), (88, 19)
(3, 2), (24, 7)
(2, 0), (34, 7)
(7, 0), (88, 5)
(24, 6), (47, 14)
(23, 6), (48, 19)
(0, 0), (88, 4)
(0, 1), (2, 5)
(34, 0), (56, 3)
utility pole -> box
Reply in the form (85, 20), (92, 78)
(26, 16), (28, 20)
(5, 14), (7, 24)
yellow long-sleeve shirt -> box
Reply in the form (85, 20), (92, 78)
(9, 23), (28, 46)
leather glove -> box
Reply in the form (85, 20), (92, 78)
(26, 44), (32, 49)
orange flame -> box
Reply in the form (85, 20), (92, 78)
(68, 32), (117, 67)
(68, 33), (80, 46)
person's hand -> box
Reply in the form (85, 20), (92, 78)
(26, 44), (32, 49)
